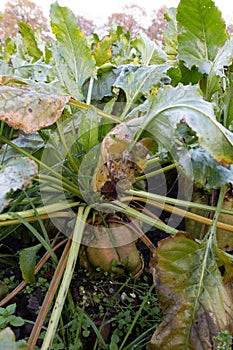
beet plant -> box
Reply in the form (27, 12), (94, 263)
(0, 0), (233, 348)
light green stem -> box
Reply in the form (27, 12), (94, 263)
(41, 205), (90, 350)
(0, 201), (81, 221)
(126, 189), (233, 216)
(98, 201), (178, 235)
(136, 163), (176, 181)
(69, 99), (119, 122)
(56, 121), (79, 173)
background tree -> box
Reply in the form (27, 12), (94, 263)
(76, 15), (95, 36)
(105, 4), (147, 38)
(146, 6), (167, 42)
(0, 0), (50, 41)
(227, 23), (233, 36)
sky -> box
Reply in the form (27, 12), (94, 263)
(0, 0), (232, 25)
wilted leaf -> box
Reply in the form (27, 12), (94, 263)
(177, 0), (227, 74)
(132, 31), (167, 65)
(92, 120), (152, 197)
(138, 85), (233, 170)
(0, 328), (28, 350)
(190, 148), (233, 188)
(18, 21), (43, 61)
(50, 3), (96, 100)
(0, 157), (38, 213)
(0, 75), (28, 86)
(0, 86), (70, 133)
(19, 244), (41, 283)
(148, 232), (233, 349)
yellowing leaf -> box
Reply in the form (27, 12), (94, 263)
(0, 86), (70, 133)
(94, 36), (113, 66)
(148, 232), (233, 350)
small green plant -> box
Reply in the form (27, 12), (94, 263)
(24, 276), (50, 296)
(215, 331), (232, 350)
(3, 276), (18, 291)
(0, 303), (25, 330)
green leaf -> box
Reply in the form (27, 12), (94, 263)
(18, 21), (43, 61)
(0, 157), (38, 213)
(10, 316), (24, 327)
(0, 132), (44, 163)
(207, 39), (233, 98)
(5, 304), (16, 315)
(50, 3), (96, 100)
(19, 244), (41, 283)
(132, 31), (167, 65)
(177, 0), (227, 74)
(83, 67), (117, 101)
(114, 64), (169, 118)
(0, 328), (28, 349)
(179, 61), (203, 85)
(110, 341), (119, 350)
(0, 86), (70, 133)
(148, 233), (233, 349)
(78, 106), (100, 152)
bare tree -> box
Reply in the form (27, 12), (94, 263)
(147, 6), (167, 42)
(105, 4), (147, 37)
(76, 15), (95, 36)
(227, 23), (233, 36)
(0, 0), (50, 41)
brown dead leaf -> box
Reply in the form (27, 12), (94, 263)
(93, 121), (152, 198)
(0, 86), (70, 133)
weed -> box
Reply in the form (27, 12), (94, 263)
(215, 331), (233, 350)
(0, 303), (25, 330)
